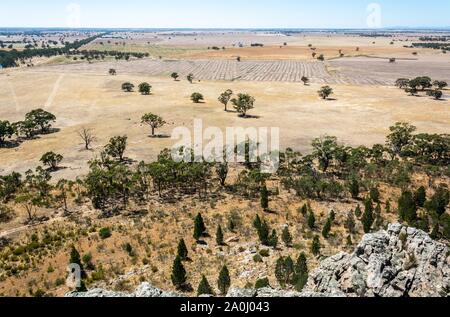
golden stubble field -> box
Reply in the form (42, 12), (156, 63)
(0, 68), (449, 181)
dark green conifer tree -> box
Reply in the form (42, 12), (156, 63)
(171, 256), (187, 289)
(218, 265), (231, 295)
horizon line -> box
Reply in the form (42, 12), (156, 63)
(1, 26), (450, 31)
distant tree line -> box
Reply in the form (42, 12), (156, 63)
(0, 33), (106, 68)
(411, 42), (450, 51)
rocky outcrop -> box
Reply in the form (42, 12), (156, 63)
(66, 282), (182, 298)
(66, 224), (449, 298)
(305, 223), (449, 297)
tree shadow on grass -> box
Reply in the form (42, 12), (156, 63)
(239, 114), (261, 119)
(0, 140), (21, 149)
(46, 166), (68, 173)
(125, 209), (149, 218)
(148, 134), (171, 139)
(179, 284), (194, 293)
(120, 157), (138, 165)
(41, 127), (61, 135)
(263, 208), (278, 215)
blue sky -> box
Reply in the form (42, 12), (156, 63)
(2, 0), (450, 29)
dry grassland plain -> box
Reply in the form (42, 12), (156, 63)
(0, 31), (449, 297)
(1, 68), (448, 180)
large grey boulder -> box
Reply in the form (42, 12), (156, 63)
(305, 223), (449, 297)
(66, 282), (181, 298)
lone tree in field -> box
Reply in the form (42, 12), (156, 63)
(0, 120), (14, 146)
(218, 89), (233, 111)
(141, 113), (166, 137)
(318, 86), (334, 99)
(121, 82), (134, 92)
(105, 135), (127, 162)
(40, 152), (63, 171)
(109, 68), (116, 75)
(218, 265), (231, 295)
(231, 93), (255, 117)
(301, 76), (309, 85)
(177, 239), (188, 261)
(193, 213), (207, 241)
(78, 128), (96, 150)
(171, 256), (187, 290)
(197, 275), (214, 296)
(191, 92), (204, 103)
(171, 72), (179, 81)
(138, 82), (152, 95)
(187, 73), (194, 84)
(25, 109), (56, 134)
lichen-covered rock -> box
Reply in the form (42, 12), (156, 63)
(305, 224), (450, 297)
(226, 288), (256, 297)
(66, 283), (181, 298)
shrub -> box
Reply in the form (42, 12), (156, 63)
(253, 254), (263, 263)
(99, 227), (112, 240)
(255, 277), (270, 289)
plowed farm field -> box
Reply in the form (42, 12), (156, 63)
(27, 55), (450, 86)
